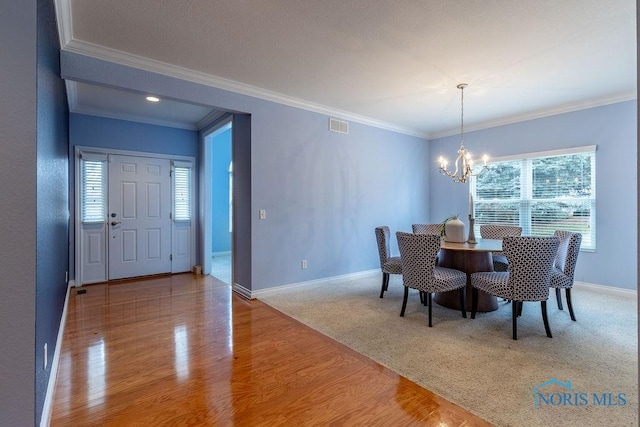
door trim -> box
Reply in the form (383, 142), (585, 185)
(74, 146), (196, 286)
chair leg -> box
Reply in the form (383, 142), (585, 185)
(566, 289), (576, 321)
(471, 288), (478, 319)
(400, 286), (409, 317)
(555, 288), (563, 310)
(427, 293), (433, 327)
(512, 300), (518, 340)
(459, 288), (467, 318)
(517, 301), (523, 317)
(541, 301), (553, 338)
(379, 273), (388, 298)
(419, 291), (424, 305)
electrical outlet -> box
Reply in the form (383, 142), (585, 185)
(301, 260), (307, 269)
(44, 343), (47, 370)
(259, 209), (266, 220)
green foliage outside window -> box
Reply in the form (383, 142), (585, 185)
(472, 149), (595, 250)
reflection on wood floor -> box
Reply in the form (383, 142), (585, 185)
(51, 274), (492, 426)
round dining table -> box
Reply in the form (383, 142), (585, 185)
(436, 238), (503, 312)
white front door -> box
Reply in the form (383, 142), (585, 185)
(108, 155), (172, 280)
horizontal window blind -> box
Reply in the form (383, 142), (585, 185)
(81, 160), (106, 223)
(472, 147), (595, 250)
(173, 166), (191, 221)
(475, 159), (521, 227)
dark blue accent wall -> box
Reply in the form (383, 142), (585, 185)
(70, 113), (199, 157)
(212, 127), (232, 253)
(68, 113), (199, 278)
(35, 0), (69, 423)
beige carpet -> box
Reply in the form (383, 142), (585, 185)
(260, 274), (638, 427)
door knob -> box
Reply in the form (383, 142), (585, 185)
(111, 221), (121, 226)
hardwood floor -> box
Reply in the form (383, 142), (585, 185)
(51, 274), (492, 426)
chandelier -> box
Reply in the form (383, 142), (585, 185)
(438, 83), (488, 183)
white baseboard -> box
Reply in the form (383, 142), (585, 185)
(232, 282), (252, 300)
(249, 271), (636, 301)
(251, 269), (379, 299)
(40, 282), (72, 427)
(574, 281), (637, 299)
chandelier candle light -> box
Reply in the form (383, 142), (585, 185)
(438, 83), (489, 184)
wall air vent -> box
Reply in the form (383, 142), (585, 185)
(329, 117), (349, 134)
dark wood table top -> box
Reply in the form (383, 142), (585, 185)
(440, 238), (502, 253)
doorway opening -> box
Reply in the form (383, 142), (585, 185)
(203, 118), (233, 284)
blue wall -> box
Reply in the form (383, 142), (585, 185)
(61, 52), (430, 291)
(248, 101), (429, 287)
(35, 0), (70, 422)
(70, 113), (199, 157)
(429, 101), (637, 290)
(211, 127), (232, 253)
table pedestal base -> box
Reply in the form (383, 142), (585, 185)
(435, 248), (498, 312)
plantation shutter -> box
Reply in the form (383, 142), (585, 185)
(173, 161), (192, 221)
(80, 152), (107, 223)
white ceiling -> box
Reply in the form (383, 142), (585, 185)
(57, 0), (637, 137)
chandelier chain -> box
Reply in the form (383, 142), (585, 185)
(460, 84), (464, 147)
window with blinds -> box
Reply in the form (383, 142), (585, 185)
(81, 160), (106, 223)
(173, 166), (191, 221)
(471, 146), (596, 250)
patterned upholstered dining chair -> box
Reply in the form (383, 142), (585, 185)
(550, 230), (582, 321)
(479, 225), (522, 271)
(375, 226), (403, 299)
(411, 223), (442, 235)
(412, 223), (443, 269)
(396, 232), (467, 327)
(470, 236), (560, 340)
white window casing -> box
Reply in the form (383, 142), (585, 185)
(471, 145), (596, 251)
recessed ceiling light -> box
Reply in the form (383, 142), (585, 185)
(146, 96), (160, 102)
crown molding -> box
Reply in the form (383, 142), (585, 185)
(428, 92), (637, 140)
(55, 0), (634, 141)
(60, 38), (426, 139)
(54, 0), (73, 48)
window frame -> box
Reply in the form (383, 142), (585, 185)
(471, 145), (596, 251)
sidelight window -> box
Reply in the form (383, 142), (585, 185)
(80, 157), (107, 223)
(173, 163), (192, 221)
